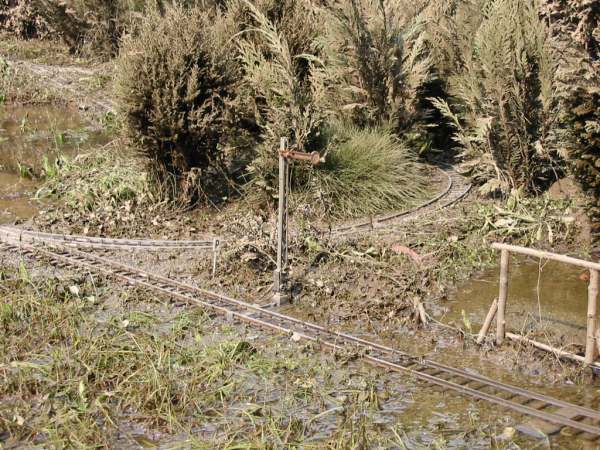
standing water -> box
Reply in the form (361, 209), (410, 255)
(446, 257), (590, 346)
(0, 104), (109, 223)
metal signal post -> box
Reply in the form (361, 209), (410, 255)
(272, 138), (323, 306)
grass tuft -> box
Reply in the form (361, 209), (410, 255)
(310, 125), (430, 219)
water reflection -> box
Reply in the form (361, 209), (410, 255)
(0, 104), (109, 223)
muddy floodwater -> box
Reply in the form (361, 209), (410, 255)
(0, 104), (109, 223)
(446, 257), (590, 345)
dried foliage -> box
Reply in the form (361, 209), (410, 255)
(0, 0), (48, 38)
(238, 0), (435, 203)
(115, 4), (255, 203)
(237, 0), (326, 194)
(546, 0), (600, 237)
(320, 0), (433, 130)
(541, 0), (599, 61)
(34, 0), (148, 59)
(432, 0), (561, 195)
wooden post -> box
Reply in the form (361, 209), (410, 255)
(211, 238), (219, 278)
(273, 138), (289, 303)
(585, 269), (599, 365)
(496, 249), (510, 345)
(476, 298), (498, 344)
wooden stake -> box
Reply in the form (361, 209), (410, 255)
(585, 269), (599, 365)
(413, 297), (428, 325)
(496, 249), (510, 345)
(274, 138), (288, 295)
(477, 298), (498, 344)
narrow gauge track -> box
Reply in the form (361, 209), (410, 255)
(0, 166), (468, 249)
(331, 166), (471, 237)
(3, 239), (600, 440)
(0, 225), (218, 250)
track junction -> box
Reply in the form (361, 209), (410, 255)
(2, 166), (599, 441)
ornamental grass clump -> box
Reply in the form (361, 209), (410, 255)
(311, 124), (429, 218)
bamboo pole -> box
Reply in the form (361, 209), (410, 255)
(496, 249), (510, 345)
(585, 269), (599, 365)
(506, 332), (600, 369)
(492, 243), (600, 272)
(476, 298), (498, 344)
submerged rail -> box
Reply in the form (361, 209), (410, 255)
(2, 237), (600, 441)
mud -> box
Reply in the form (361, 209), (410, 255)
(0, 103), (109, 223)
(0, 49), (597, 448)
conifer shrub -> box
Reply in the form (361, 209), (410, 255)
(321, 0), (433, 131)
(115, 4), (255, 202)
(0, 0), (48, 38)
(238, 0), (326, 195)
(563, 73), (600, 237)
(548, 0), (600, 238)
(432, 0), (561, 195)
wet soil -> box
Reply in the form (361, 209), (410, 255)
(0, 103), (109, 223)
(0, 49), (597, 448)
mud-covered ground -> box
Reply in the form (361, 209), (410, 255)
(1, 34), (598, 448)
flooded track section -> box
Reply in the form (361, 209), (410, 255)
(2, 237), (600, 441)
(0, 104), (110, 223)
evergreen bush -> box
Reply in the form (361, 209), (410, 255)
(432, 0), (561, 195)
(115, 4), (255, 202)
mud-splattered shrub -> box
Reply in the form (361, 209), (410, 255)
(321, 0), (433, 131)
(116, 5), (254, 202)
(557, 61), (600, 240)
(0, 0), (48, 38)
(35, 0), (141, 58)
(543, 0), (600, 240)
(432, 0), (561, 195)
(311, 124), (429, 218)
(239, 0), (326, 196)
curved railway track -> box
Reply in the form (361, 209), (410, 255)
(2, 238), (599, 441)
(331, 166), (471, 237)
(0, 166), (469, 249)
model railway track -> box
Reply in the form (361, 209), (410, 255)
(3, 239), (600, 440)
(0, 166), (467, 250)
(331, 166), (471, 236)
(0, 225), (218, 251)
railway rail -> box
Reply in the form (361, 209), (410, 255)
(331, 166), (471, 237)
(3, 237), (600, 441)
(0, 166), (469, 251)
(0, 225), (218, 251)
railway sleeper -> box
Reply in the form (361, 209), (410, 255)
(517, 407), (586, 439)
